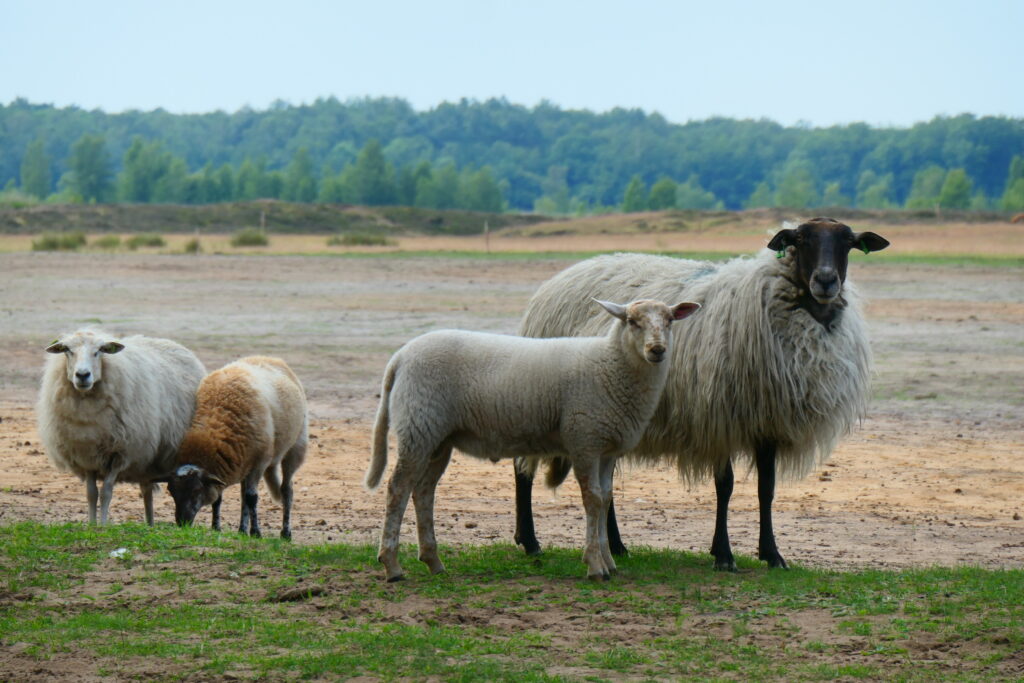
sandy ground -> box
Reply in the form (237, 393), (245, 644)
(1, 230), (1022, 572)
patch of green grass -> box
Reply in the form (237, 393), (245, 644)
(326, 232), (396, 247)
(90, 234), (121, 250)
(1, 522), (1022, 680)
(182, 237), (202, 254)
(31, 231), (87, 251)
(230, 227), (269, 247)
(124, 233), (166, 250)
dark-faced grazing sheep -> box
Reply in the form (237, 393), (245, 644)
(365, 299), (700, 581)
(36, 329), (206, 524)
(512, 218), (889, 570)
(156, 356), (308, 539)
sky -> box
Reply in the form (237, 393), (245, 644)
(2, 0), (1022, 128)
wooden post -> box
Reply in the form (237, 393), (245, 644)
(484, 220), (490, 254)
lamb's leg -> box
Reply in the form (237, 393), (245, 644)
(211, 492), (222, 531)
(140, 482), (155, 526)
(711, 460), (737, 571)
(513, 458), (542, 555)
(86, 473), (99, 524)
(240, 471), (262, 537)
(412, 445), (452, 575)
(573, 459), (611, 580)
(279, 438), (307, 540)
(378, 450), (424, 582)
(597, 455), (617, 574)
(99, 469), (118, 525)
(755, 443), (788, 569)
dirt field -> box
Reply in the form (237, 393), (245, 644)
(1, 227), (1022, 573)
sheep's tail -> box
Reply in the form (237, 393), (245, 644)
(364, 358), (397, 491)
(263, 466), (283, 503)
(544, 457), (573, 490)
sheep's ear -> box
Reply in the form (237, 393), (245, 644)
(45, 341), (68, 354)
(671, 302), (701, 321)
(99, 342), (125, 354)
(852, 231), (889, 254)
(593, 298), (628, 321)
(202, 472), (227, 489)
(767, 229), (797, 251)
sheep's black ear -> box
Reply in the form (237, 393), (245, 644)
(99, 342), (125, 354)
(671, 302), (701, 321)
(852, 231), (889, 253)
(767, 229), (797, 251)
(46, 341), (68, 354)
(593, 298), (628, 321)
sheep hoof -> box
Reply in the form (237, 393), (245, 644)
(610, 545), (629, 557)
(713, 559), (738, 573)
(280, 529), (292, 541)
(386, 574), (405, 583)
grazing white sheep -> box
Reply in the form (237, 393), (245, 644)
(156, 356), (308, 539)
(365, 298), (700, 581)
(513, 217), (890, 570)
(36, 329), (206, 524)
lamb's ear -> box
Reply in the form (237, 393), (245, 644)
(45, 340), (68, 354)
(99, 342), (125, 354)
(767, 228), (797, 251)
(852, 231), (889, 254)
(593, 298), (628, 321)
(202, 472), (227, 489)
(671, 302), (701, 321)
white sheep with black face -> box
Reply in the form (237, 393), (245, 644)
(513, 218), (890, 571)
(36, 329), (206, 524)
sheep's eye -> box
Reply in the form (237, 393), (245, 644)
(627, 318), (640, 328)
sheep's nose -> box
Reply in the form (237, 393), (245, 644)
(814, 268), (839, 289)
(75, 371), (91, 381)
(648, 345), (666, 360)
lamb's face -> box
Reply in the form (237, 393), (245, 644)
(46, 331), (125, 393)
(162, 465), (224, 526)
(597, 299), (701, 364)
(768, 218), (889, 304)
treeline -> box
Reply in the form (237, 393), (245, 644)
(3, 97), (1024, 213)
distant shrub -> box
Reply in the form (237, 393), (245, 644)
(0, 188), (40, 209)
(32, 231), (87, 251)
(231, 228), (269, 247)
(125, 233), (166, 250)
(91, 235), (121, 250)
(182, 238), (202, 254)
(326, 232), (396, 247)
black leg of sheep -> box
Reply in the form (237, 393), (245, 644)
(514, 468), (542, 556)
(711, 461), (737, 571)
(755, 443), (788, 569)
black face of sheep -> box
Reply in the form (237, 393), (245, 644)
(767, 218), (889, 326)
(156, 465), (226, 526)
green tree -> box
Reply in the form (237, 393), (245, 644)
(647, 177), (677, 210)
(855, 170), (894, 208)
(774, 158), (819, 208)
(904, 165), (946, 209)
(350, 140), (396, 205)
(66, 134), (113, 202)
(938, 168), (972, 210)
(1000, 156), (1024, 211)
(675, 174), (723, 210)
(743, 181), (774, 209)
(821, 182), (851, 207)
(533, 165), (570, 214)
(20, 139), (51, 199)
(457, 167), (503, 212)
(119, 137), (180, 202)
(284, 147), (317, 202)
(621, 175), (648, 212)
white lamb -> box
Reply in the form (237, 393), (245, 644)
(36, 329), (206, 524)
(364, 298), (700, 581)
